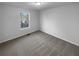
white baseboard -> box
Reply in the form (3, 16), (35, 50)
(40, 30), (79, 47)
(0, 29), (39, 44)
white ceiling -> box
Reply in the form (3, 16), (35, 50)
(0, 2), (74, 10)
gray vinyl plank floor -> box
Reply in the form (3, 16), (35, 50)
(0, 31), (79, 56)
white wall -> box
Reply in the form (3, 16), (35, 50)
(0, 5), (40, 43)
(0, 5), (4, 41)
(40, 3), (79, 46)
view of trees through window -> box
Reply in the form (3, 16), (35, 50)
(20, 10), (29, 28)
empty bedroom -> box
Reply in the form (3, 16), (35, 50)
(0, 2), (79, 56)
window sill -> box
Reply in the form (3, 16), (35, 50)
(20, 27), (29, 30)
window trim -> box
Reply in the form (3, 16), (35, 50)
(20, 10), (30, 30)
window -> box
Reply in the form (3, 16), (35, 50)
(20, 10), (29, 28)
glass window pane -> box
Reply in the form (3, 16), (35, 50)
(20, 10), (29, 28)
